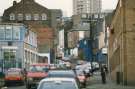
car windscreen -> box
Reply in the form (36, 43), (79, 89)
(29, 65), (49, 72)
(39, 81), (77, 89)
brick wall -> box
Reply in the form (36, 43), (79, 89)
(109, 0), (135, 85)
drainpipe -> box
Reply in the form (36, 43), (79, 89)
(122, 0), (127, 85)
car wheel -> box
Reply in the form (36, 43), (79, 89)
(4, 81), (9, 86)
(20, 81), (25, 86)
(82, 82), (86, 88)
(26, 84), (31, 89)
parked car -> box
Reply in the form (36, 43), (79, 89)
(0, 72), (5, 88)
(37, 78), (80, 89)
(26, 63), (49, 89)
(5, 68), (25, 86)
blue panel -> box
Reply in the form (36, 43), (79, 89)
(83, 47), (92, 62)
(96, 50), (107, 63)
(78, 40), (85, 49)
(78, 39), (93, 62)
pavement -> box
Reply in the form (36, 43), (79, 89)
(86, 72), (135, 89)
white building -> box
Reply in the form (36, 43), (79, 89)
(73, 0), (102, 15)
(57, 29), (65, 58)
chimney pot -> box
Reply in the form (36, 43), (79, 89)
(13, 1), (17, 6)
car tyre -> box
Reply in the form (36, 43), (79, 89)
(26, 84), (31, 89)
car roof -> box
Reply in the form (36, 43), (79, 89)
(30, 63), (49, 66)
(49, 70), (74, 72)
(8, 68), (22, 71)
(40, 77), (76, 82)
(48, 70), (75, 75)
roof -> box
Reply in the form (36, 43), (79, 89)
(3, 0), (50, 17)
(8, 68), (22, 71)
(30, 63), (49, 66)
(40, 77), (76, 82)
(48, 70), (75, 74)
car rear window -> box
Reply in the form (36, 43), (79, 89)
(29, 65), (49, 72)
(7, 71), (20, 75)
(48, 71), (76, 78)
(39, 81), (77, 89)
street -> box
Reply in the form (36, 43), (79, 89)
(5, 86), (25, 89)
(5, 72), (135, 89)
(1, 0), (135, 88)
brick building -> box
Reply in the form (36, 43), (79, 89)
(2, 0), (62, 62)
(108, 0), (135, 85)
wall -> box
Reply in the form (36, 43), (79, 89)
(109, 0), (135, 85)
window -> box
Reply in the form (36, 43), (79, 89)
(18, 13), (23, 21)
(10, 13), (15, 20)
(0, 26), (5, 40)
(34, 14), (39, 20)
(25, 14), (31, 20)
(4, 49), (16, 61)
(5, 26), (12, 40)
(13, 26), (20, 40)
(41, 13), (47, 20)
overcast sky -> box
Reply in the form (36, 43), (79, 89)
(0, 0), (118, 16)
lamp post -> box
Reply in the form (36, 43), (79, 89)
(89, 14), (94, 74)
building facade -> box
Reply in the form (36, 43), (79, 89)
(67, 19), (90, 59)
(73, 0), (101, 15)
(108, 0), (135, 85)
(0, 23), (38, 71)
(2, 0), (62, 62)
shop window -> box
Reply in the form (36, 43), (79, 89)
(3, 49), (17, 68)
(4, 50), (16, 61)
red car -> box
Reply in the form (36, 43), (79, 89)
(5, 68), (25, 85)
(26, 63), (49, 89)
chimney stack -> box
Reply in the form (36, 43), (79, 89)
(13, 1), (17, 6)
